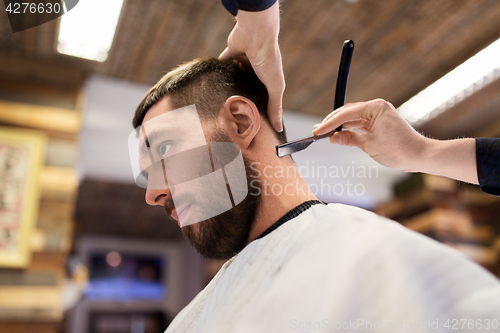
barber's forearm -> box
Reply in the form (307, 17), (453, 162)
(415, 138), (478, 185)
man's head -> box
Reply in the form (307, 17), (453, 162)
(132, 57), (288, 260)
(133, 57), (286, 143)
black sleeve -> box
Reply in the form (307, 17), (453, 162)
(476, 138), (500, 196)
(221, 0), (277, 16)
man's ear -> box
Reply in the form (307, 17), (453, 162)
(219, 96), (260, 149)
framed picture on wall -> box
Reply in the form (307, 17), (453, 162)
(0, 126), (46, 268)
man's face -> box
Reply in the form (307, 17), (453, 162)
(133, 97), (261, 259)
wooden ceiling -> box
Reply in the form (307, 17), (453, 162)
(1, 0), (500, 137)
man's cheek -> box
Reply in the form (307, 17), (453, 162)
(172, 169), (233, 227)
(163, 145), (212, 186)
(168, 142), (247, 227)
(210, 142), (248, 206)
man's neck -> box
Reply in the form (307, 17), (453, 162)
(246, 154), (317, 244)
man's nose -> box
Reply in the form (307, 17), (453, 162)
(144, 161), (171, 206)
(145, 186), (172, 206)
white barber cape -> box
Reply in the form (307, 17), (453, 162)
(165, 202), (500, 333)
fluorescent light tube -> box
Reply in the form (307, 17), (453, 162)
(57, 0), (124, 62)
(398, 38), (500, 126)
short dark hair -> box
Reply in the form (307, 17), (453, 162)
(132, 57), (286, 143)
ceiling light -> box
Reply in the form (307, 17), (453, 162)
(398, 38), (500, 126)
(57, 0), (124, 62)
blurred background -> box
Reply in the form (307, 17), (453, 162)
(1, 0), (500, 332)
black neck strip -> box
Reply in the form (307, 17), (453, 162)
(255, 200), (326, 240)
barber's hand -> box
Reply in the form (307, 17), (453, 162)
(313, 99), (479, 184)
(312, 99), (428, 172)
(219, 1), (285, 132)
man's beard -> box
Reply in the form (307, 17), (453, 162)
(164, 128), (261, 260)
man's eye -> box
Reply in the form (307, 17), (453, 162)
(159, 143), (171, 158)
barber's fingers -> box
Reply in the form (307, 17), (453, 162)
(220, 45), (285, 133)
(257, 65), (285, 133)
(219, 47), (252, 68)
(319, 102), (358, 124)
(315, 119), (368, 132)
(313, 99), (396, 136)
(313, 102), (369, 135)
(250, 49), (285, 133)
(219, 47), (232, 59)
(341, 119), (368, 132)
(329, 130), (365, 149)
(264, 78), (285, 133)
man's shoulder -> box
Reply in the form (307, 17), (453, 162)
(263, 202), (413, 255)
(165, 259), (233, 332)
(292, 203), (487, 270)
(273, 203), (499, 299)
(299, 202), (405, 238)
(302, 203), (497, 278)
(307, 202), (395, 224)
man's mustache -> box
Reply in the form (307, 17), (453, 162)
(163, 194), (191, 218)
(163, 197), (176, 217)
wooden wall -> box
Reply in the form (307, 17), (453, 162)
(0, 78), (81, 333)
(376, 174), (500, 277)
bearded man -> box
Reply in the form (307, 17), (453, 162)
(130, 57), (500, 333)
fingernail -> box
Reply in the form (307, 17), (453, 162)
(274, 121), (283, 133)
(313, 124), (322, 132)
